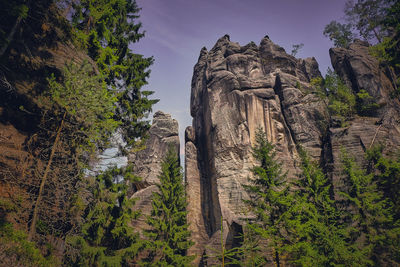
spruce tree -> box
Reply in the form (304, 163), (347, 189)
(143, 147), (194, 267)
(64, 165), (145, 266)
(244, 128), (292, 266)
(285, 148), (365, 266)
(339, 149), (396, 266)
(70, 0), (158, 145)
(365, 146), (400, 264)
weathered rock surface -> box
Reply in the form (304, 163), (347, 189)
(186, 36), (400, 265)
(328, 40), (400, 199)
(186, 35), (329, 265)
(129, 111), (180, 230)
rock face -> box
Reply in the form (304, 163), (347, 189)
(186, 35), (329, 265)
(129, 111), (180, 230)
(185, 36), (400, 265)
(328, 40), (400, 198)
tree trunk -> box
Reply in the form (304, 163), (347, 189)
(28, 112), (66, 241)
(0, 16), (22, 58)
(388, 66), (398, 93)
(275, 249), (280, 267)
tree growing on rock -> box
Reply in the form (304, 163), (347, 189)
(323, 21), (355, 48)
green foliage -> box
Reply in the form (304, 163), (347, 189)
(64, 165), (144, 266)
(237, 223), (269, 267)
(310, 76), (327, 98)
(320, 70), (380, 122)
(365, 146), (400, 263)
(323, 20), (355, 48)
(243, 128), (292, 266)
(70, 0), (158, 145)
(291, 43), (304, 57)
(339, 149), (400, 265)
(295, 80), (301, 89)
(369, 1), (400, 96)
(382, 1), (400, 68)
(366, 147), (400, 220)
(0, 220), (57, 266)
(355, 89), (380, 115)
(205, 217), (244, 267)
(324, 69), (356, 125)
(344, 0), (392, 43)
(143, 147), (194, 267)
(324, 0), (399, 95)
(284, 147), (366, 266)
(46, 61), (120, 152)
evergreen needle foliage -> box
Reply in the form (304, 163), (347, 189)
(143, 147), (194, 267)
(345, 146), (400, 265)
(46, 61), (120, 152)
(70, 0), (159, 145)
(64, 165), (144, 266)
(285, 147), (364, 266)
(243, 128), (292, 266)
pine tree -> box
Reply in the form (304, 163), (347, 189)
(244, 128), (292, 266)
(365, 146), (400, 264)
(143, 147), (194, 267)
(28, 61), (119, 241)
(64, 165), (145, 266)
(70, 0), (158, 146)
(339, 149), (396, 266)
(284, 147), (365, 266)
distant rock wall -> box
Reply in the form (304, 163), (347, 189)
(185, 35), (400, 265)
(129, 111), (180, 231)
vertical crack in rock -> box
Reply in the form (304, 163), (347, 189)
(272, 74), (298, 156)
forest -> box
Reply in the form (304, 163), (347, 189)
(0, 0), (399, 266)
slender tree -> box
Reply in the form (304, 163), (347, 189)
(244, 128), (292, 267)
(143, 147), (194, 267)
(28, 61), (119, 241)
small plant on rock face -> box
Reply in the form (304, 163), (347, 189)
(291, 43), (304, 57)
(295, 80), (302, 89)
(355, 89), (380, 116)
(325, 69), (356, 117)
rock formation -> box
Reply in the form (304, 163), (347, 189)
(129, 111), (180, 230)
(185, 35), (400, 265)
(328, 40), (400, 198)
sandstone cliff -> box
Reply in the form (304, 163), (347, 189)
(185, 35), (400, 265)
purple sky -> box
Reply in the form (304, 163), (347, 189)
(133, 0), (348, 154)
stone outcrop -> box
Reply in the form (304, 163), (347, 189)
(186, 35), (330, 265)
(129, 111), (180, 230)
(185, 36), (400, 265)
(328, 40), (400, 198)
